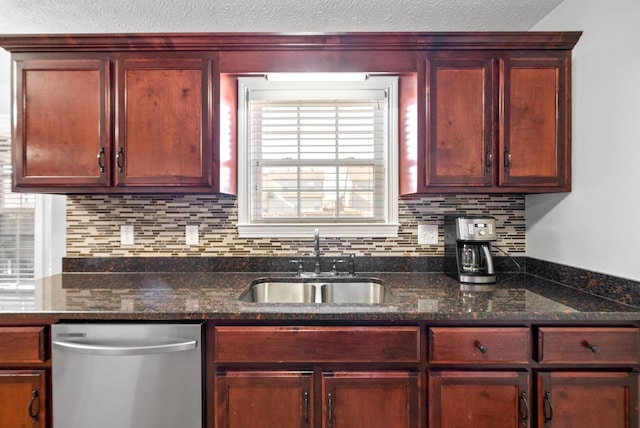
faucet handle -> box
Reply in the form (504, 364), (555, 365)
(290, 259), (305, 276)
(330, 259), (345, 275)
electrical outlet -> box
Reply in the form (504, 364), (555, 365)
(120, 225), (134, 246)
(186, 225), (199, 246)
(418, 224), (438, 245)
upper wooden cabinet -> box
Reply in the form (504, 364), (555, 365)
(424, 52), (496, 189)
(13, 56), (110, 189)
(1, 32), (580, 195)
(418, 50), (572, 194)
(500, 53), (570, 190)
(10, 51), (223, 194)
(114, 55), (214, 189)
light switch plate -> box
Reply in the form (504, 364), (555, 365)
(120, 225), (134, 246)
(418, 224), (438, 245)
(186, 225), (199, 246)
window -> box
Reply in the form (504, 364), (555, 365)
(237, 75), (399, 237)
(0, 115), (65, 311)
(0, 123), (35, 310)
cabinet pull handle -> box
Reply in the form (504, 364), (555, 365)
(485, 151), (492, 172)
(475, 341), (488, 353)
(543, 391), (553, 425)
(303, 391), (309, 424)
(584, 342), (600, 353)
(28, 388), (40, 423)
(504, 149), (512, 172)
(327, 392), (333, 427)
(97, 147), (105, 173)
(117, 147), (125, 172)
(519, 391), (529, 425)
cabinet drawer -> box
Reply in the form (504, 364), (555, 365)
(429, 327), (529, 364)
(538, 327), (640, 364)
(0, 327), (46, 364)
(214, 326), (420, 363)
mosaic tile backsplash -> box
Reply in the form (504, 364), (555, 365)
(66, 194), (525, 257)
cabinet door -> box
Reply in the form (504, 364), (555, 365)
(115, 55), (214, 189)
(216, 371), (313, 428)
(425, 53), (495, 189)
(13, 56), (110, 190)
(322, 371), (420, 428)
(499, 54), (570, 190)
(0, 370), (46, 428)
(537, 372), (638, 428)
(429, 371), (530, 428)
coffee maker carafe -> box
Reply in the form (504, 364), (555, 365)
(444, 216), (496, 284)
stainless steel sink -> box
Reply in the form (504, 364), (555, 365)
(239, 280), (315, 303)
(320, 281), (391, 304)
(240, 277), (392, 304)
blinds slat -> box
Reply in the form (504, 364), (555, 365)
(0, 130), (35, 292)
(249, 96), (387, 222)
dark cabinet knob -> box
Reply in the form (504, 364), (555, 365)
(28, 388), (40, 423)
(587, 343), (599, 353)
(543, 391), (554, 425)
(97, 147), (105, 173)
(519, 391), (529, 425)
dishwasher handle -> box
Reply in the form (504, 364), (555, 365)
(53, 338), (198, 356)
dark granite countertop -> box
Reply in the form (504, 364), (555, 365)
(1, 271), (638, 322)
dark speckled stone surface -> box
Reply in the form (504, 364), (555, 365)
(526, 257), (640, 307)
(2, 270), (638, 322)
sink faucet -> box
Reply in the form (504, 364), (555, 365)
(314, 228), (321, 275)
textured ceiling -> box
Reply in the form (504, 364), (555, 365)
(0, 0), (565, 115)
(0, 0), (564, 34)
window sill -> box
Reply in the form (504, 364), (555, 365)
(237, 223), (399, 238)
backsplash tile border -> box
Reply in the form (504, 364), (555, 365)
(65, 194), (526, 257)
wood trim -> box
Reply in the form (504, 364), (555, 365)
(0, 32), (583, 53)
(214, 326), (421, 363)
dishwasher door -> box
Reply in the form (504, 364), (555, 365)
(52, 323), (202, 428)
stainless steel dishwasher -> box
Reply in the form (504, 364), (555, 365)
(52, 323), (203, 428)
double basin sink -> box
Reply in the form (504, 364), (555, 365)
(240, 276), (392, 304)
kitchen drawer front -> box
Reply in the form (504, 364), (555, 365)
(0, 327), (46, 364)
(214, 326), (420, 363)
(538, 327), (640, 364)
(429, 327), (530, 364)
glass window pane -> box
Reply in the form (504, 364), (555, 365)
(243, 77), (396, 227)
(0, 128), (35, 306)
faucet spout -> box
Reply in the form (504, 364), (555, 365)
(314, 228), (321, 274)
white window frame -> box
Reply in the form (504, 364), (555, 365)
(237, 75), (399, 238)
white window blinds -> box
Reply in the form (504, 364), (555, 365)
(237, 75), (399, 238)
(0, 128), (35, 310)
(249, 99), (386, 223)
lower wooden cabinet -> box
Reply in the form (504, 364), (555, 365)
(215, 370), (420, 428)
(322, 371), (420, 428)
(215, 371), (313, 428)
(537, 371), (639, 428)
(0, 326), (48, 427)
(0, 370), (46, 427)
(428, 371), (530, 428)
(210, 324), (640, 428)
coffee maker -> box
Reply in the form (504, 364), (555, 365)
(444, 215), (496, 284)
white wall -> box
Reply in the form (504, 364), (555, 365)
(528, 0), (640, 280)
